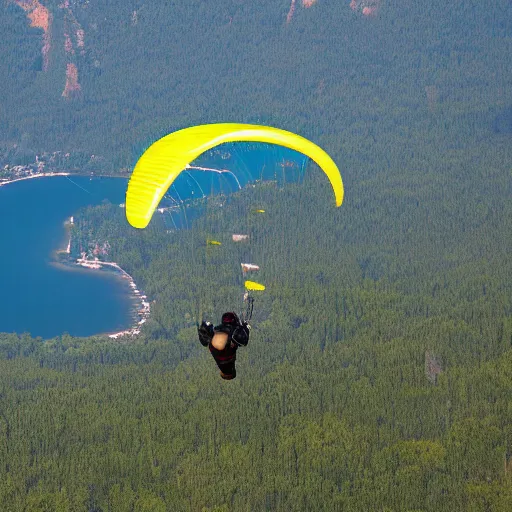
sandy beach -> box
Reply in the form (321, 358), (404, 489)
(0, 172), (70, 187)
(75, 257), (151, 339)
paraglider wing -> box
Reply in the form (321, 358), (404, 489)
(126, 123), (344, 229)
(232, 234), (250, 242)
(245, 280), (266, 291)
(241, 263), (260, 273)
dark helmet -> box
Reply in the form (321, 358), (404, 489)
(221, 312), (240, 326)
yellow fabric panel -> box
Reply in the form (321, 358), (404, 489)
(245, 280), (266, 291)
(126, 123), (344, 229)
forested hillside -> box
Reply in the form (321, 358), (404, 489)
(1, 164), (511, 510)
(2, 0), (511, 171)
(1, 0), (512, 510)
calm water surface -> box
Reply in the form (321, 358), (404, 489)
(0, 176), (131, 339)
(0, 147), (309, 339)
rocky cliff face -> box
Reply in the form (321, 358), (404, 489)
(14, 0), (85, 98)
(14, 0), (51, 70)
(286, 0), (319, 24)
(286, 0), (381, 24)
(350, 0), (381, 17)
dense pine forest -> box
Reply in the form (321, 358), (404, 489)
(1, 0), (512, 510)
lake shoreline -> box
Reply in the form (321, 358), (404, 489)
(53, 220), (151, 340)
(37, 178), (151, 340)
(75, 257), (151, 339)
(0, 172), (71, 187)
(0, 174), (140, 339)
(53, 255), (151, 339)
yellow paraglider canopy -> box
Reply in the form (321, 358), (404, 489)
(126, 123), (344, 229)
(245, 280), (266, 291)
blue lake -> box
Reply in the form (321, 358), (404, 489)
(0, 176), (131, 339)
(0, 146), (308, 339)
